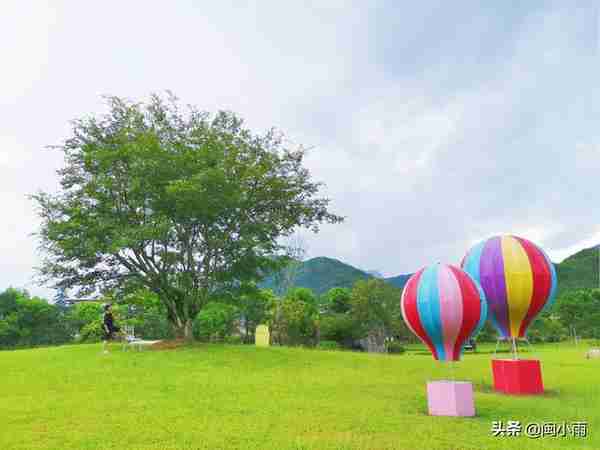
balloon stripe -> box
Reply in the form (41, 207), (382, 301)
(417, 265), (446, 361)
(540, 249), (558, 313)
(471, 278), (488, 338)
(401, 268), (439, 359)
(438, 265), (463, 360)
(515, 237), (552, 336)
(462, 241), (485, 280)
(479, 237), (510, 337)
(501, 236), (533, 337)
(449, 266), (481, 358)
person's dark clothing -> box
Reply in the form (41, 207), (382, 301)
(103, 312), (120, 340)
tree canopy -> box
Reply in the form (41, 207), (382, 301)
(33, 94), (342, 337)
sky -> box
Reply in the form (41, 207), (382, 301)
(1, 1), (599, 298)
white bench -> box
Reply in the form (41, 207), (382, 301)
(126, 339), (162, 351)
(586, 348), (600, 359)
(121, 325), (161, 351)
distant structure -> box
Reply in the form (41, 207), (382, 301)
(255, 325), (270, 347)
(52, 288), (99, 307)
(53, 288), (69, 308)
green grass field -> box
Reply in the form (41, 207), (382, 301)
(1, 342), (598, 450)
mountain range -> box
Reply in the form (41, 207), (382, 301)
(261, 245), (599, 296)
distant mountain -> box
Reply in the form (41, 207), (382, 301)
(384, 274), (412, 289)
(366, 270), (384, 278)
(555, 245), (599, 294)
(260, 257), (411, 296)
(259, 245), (598, 297)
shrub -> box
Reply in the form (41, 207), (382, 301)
(79, 320), (104, 342)
(386, 341), (405, 354)
(318, 340), (340, 350)
(319, 313), (360, 348)
(193, 302), (239, 341)
(224, 335), (243, 345)
(276, 296), (318, 346)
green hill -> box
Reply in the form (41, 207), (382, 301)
(260, 245), (598, 297)
(555, 245), (599, 294)
(261, 257), (412, 295)
(384, 274), (412, 289)
(261, 257), (374, 295)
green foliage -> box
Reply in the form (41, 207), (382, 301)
(322, 287), (352, 314)
(114, 289), (175, 340)
(386, 340), (405, 354)
(276, 289), (319, 346)
(319, 313), (360, 346)
(237, 288), (274, 343)
(317, 340), (340, 350)
(349, 279), (404, 339)
(66, 302), (103, 334)
(556, 288), (600, 339)
(473, 321), (499, 342)
(284, 287), (318, 306)
(555, 246), (599, 295)
(0, 289), (72, 348)
(224, 335), (243, 345)
(527, 315), (569, 343)
(78, 321), (104, 342)
(66, 302), (134, 342)
(33, 94), (342, 338)
(193, 302), (240, 341)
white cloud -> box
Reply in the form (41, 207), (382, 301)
(0, 1), (598, 297)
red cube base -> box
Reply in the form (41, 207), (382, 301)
(491, 359), (544, 395)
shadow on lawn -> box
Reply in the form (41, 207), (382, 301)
(409, 348), (534, 356)
(472, 381), (560, 398)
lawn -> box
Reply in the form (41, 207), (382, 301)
(1, 342), (598, 450)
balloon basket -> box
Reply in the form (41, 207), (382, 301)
(426, 381), (475, 417)
(491, 359), (544, 395)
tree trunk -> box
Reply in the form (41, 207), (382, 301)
(183, 320), (193, 341)
(174, 319), (194, 341)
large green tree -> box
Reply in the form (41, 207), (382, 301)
(33, 94), (342, 338)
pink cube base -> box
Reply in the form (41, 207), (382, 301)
(427, 381), (475, 417)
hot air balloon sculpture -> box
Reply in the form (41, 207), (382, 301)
(401, 263), (487, 416)
(401, 263), (488, 361)
(461, 235), (556, 395)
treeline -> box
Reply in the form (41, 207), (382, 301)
(0, 288), (173, 349)
(1, 284), (599, 350)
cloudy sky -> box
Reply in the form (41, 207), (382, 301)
(1, 1), (599, 298)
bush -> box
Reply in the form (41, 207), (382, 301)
(224, 335), (243, 345)
(276, 296), (318, 346)
(79, 320), (104, 342)
(386, 341), (405, 354)
(193, 302), (239, 341)
(528, 317), (568, 343)
(318, 340), (340, 350)
(319, 313), (360, 347)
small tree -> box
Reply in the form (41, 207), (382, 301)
(322, 287), (352, 314)
(193, 302), (239, 341)
(349, 279), (403, 353)
(275, 288), (318, 346)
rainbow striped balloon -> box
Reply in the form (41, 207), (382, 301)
(461, 235), (557, 339)
(401, 264), (487, 362)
